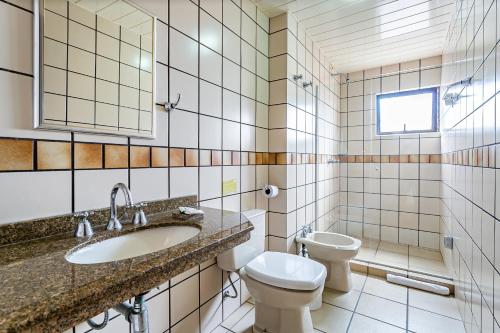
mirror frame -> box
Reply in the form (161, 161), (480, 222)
(33, 0), (157, 139)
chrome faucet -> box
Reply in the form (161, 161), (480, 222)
(107, 183), (134, 231)
(300, 224), (312, 238)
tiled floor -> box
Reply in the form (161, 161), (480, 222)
(355, 239), (450, 278)
(215, 272), (465, 333)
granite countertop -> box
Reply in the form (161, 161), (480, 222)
(0, 201), (253, 333)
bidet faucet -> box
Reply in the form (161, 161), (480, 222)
(107, 183), (134, 231)
(300, 225), (312, 238)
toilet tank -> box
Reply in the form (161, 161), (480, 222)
(217, 209), (266, 272)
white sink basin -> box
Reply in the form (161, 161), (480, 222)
(66, 225), (201, 264)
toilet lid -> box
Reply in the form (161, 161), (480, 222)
(245, 252), (326, 291)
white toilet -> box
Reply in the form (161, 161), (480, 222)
(218, 210), (326, 333)
(296, 231), (361, 292)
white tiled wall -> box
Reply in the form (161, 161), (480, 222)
(441, 0), (500, 330)
(267, 13), (341, 253)
(0, 0), (269, 332)
(339, 58), (443, 249)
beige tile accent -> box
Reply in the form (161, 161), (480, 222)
(185, 149), (198, 167)
(276, 153), (288, 165)
(130, 146), (150, 168)
(211, 151), (222, 166)
(367, 265), (388, 278)
(380, 155), (389, 163)
(430, 154), (441, 164)
(74, 143), (102, 169)
(419, 154), (430, 163)
(104, 145), (128, 168)
(262, 153), (269, 164)
(232, 151), (240, 165)
(350, 262), (368, 274)
(255, 152), (263, 165)
(389, 155), (399, 163)
(37, 141), (71, 170)
(409, 154), (419, 163)
(169, 148), (185, 167)
(151, 147), (168, 167)
(248, 152), (255, 165)
(0, 138), (33, 171)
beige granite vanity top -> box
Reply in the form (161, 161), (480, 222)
(0, 200), (252, 333)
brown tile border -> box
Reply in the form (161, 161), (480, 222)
(74, 143), (102, 169)
(212, 151), (222, 166)
(0, 137), (464, 173)
(441, 146), (497, 167)
(36, 141), (71, 170)
(130, 146), (150, 168)
(104, 144), (128, 169)
(339, 154), (443, 164)
(0, 138), (33, 171)
(185, 149), (198, 167)
(151, 147), (168, 167)
(169, 148), (184, 167)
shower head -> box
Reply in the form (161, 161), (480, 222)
(303, 81), (313, 88)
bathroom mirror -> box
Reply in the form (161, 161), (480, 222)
(34, 0), (156, 138)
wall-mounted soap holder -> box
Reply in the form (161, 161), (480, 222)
(164, 93), (181, 112)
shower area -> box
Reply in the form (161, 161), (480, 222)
(267, 12), (449, 286)
(332, 57), (450, 285)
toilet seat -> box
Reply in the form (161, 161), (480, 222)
(245, 252), (326, 291)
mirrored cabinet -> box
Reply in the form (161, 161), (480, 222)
(34, 0), (157, 138)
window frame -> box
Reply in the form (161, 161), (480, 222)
(375, 87), (439, 136)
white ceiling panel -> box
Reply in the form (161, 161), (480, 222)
(255, 0), (454, 73)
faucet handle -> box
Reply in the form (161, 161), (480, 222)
(74, 211), (94, 218)
(73, 210), (94, 238)
(132, 202), (148, 226)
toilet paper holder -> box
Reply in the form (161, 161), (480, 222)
(262, 185), (279, 198)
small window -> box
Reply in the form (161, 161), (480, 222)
(376, 87), (438, 135)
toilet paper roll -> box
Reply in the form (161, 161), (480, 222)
(262, 185), (279, 198)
